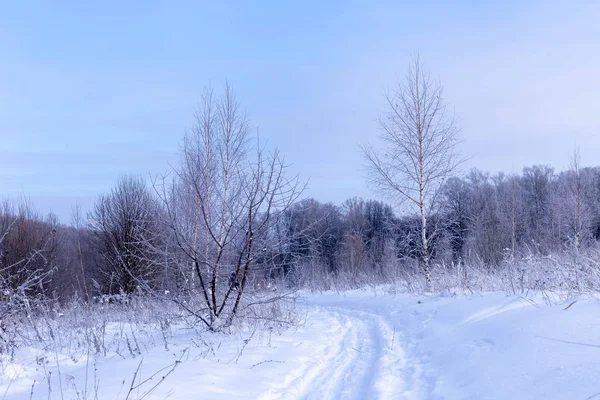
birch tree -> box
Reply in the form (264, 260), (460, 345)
(558, 148), (593, 250)
(362, 56), (462, 283)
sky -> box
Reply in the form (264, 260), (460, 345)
(1, 0), (599, 223)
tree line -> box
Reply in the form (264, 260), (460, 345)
(3, 160), (599, 293)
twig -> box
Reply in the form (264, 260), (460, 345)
(230, 330), (256, 364)
(585, 390), (600, 400)
(563, 300), (578, 311)
(29, 380), (36, 400)
(518, 296), (539, 308)
(54, 351), (64, 400)
(250, 360), (284, 369)
(124, 359), (144, 400)
(128, 349), (187, 400)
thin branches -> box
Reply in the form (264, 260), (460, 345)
(362, 56), (464, 283)
(156, 83), (304, 330)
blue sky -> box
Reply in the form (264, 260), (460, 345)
(1, 1), (599, 222)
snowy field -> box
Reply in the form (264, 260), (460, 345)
(2, 290), (600, 399)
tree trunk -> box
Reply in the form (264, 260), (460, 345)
(421, 208), (431, 285)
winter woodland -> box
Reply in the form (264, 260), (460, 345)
(2, 58), (600, 399)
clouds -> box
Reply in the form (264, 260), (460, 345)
(1, 1), (599, 221)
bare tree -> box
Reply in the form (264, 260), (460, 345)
(569, 148), (585, 249)
(67, 203), (97, 300)
(69, 203), (89, 299)
(88, 176), (164, 295)
(0, 200), (59, 349)
(0, 200), (58, 298)
(522, 165), (555, 252)
(551, 148), (594, 251)
(467, 170), (504, 267)
(442, 177), (470, 267)
(158, 83), (303, 330)
(362, 56), (463, 283)
(278, 199), (342, 287)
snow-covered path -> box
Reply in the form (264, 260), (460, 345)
(3, 290), (600, 399)
(281, 295), (425, 400)
(260, 305), (405, 400)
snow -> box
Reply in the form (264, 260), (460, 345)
(2, 290), (600, 399)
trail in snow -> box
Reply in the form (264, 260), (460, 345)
(261, 306), (404, 400)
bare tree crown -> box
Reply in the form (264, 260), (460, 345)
(363, 56), (462, 214)
(156, 83), (304, 330)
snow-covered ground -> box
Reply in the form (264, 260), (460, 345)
(2, 290), (600, 399)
